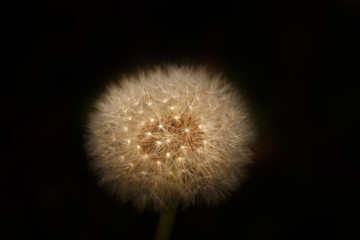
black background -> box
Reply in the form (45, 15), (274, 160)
(2, 1), (359, 239)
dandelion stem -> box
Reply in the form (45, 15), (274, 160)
(154, 207), (177, 240)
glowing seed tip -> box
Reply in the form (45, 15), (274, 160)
(166, 153), (170, 158)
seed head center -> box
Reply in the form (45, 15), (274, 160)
(137, 113), (205, 162)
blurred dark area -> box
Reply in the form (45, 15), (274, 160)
(1, 0), (359, 239)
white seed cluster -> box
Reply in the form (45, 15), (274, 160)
(85, 65), (255, 211)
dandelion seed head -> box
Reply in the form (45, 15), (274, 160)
(85, 65), (255, 211)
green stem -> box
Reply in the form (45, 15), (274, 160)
(154, 207), (177, 240)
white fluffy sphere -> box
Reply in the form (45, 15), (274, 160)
(85, 65), (255, 211)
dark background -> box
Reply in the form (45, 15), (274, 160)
(2, 1), (359, 239)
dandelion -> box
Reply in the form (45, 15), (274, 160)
(85, 65), (255, 212)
